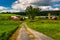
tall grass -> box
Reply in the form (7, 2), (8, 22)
(27, 20), (60, 40)
(0, 14), (19, 20)
(0, 14), (22, 40)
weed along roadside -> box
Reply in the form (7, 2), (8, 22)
(9, 26), (21, 40)
(9, 22), (25, 40)
(9, 21), (25, 40)
(27, 20), (60, 40)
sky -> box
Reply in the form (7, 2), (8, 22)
(0, 0), (16, 7)
(51, 0), (60, 8)
(0, 0), (60, 12)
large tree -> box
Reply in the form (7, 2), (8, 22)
(25, 6), (40, 20)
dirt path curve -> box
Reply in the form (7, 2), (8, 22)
(16, 26), (31, 40)
(16, 22), (54, 40)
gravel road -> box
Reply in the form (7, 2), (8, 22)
(16, 23), (54, 40)
(16, 26), (30, 40)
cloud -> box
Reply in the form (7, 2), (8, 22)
(54, 4), (60, 6)
(0, 6), (20, 13)
(39, 6), (52, 11)
(12, 0), (51, 11)
(0, 6), (19, 13)
(0, 6), (8, 13)
(8, 10), (20, 13)
(0, 6), (7, 10)
(51, 0), (56, 2)
(0, 9), (20, 13)
(51, 0), (60, 2)
(39, 6), (60, 11)
(0, 0), (60, 13)
(20, 0), (51, 6)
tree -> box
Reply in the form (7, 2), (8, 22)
(25, 6), (40, 20)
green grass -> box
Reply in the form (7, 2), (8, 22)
(27, 19), (60, 40)
(0, 14), (22, 40)
(0, 20), (22, 40)
(0, 14), (20, 20)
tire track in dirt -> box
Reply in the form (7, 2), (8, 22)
(10, 22), (54, 40)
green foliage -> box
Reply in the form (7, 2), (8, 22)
(25, 6), (40, 20)
(0, 20), (22, 40)
(0, 14), (22, 40)
(27, 20), (60, 40)
(36, 10), (60, 16)
(0, 14), (17, 20)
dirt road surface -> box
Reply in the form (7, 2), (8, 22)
(16, 23), (54, 40)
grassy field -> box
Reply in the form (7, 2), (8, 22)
(0, 14), (19, 20)
(0, 14), (22, 40)
(0, 14), (60, 40)
(27, 19), (60, 40)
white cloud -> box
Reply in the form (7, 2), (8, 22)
(39, 6), (51, 11)
(51, 0), (56, 2)
(54, 4), (60, 6)
(0, 6), (20, 13)
(12, 0), (60, 11)
(52, 8), (60, 10)
(0, 0), (60, 13)
(39, 6), (60, 11)
(0, 6), (7, 10)
(51, 0), (60, 2)
(12, 0), (51, 11)
(8, 10), (20, 13)
(14, 1), (18, 4)
(0, 9), (20, 13)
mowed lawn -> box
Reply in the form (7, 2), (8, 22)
(27, 20), (60, 40)
(0, 14), (22, 40)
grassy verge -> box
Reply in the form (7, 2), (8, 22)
(27, 19), (60, 40)
(0, 20), (22, 40)
(9, 23), (21, 40)
(0, 14), (23, 40)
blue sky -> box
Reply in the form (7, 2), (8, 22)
(0, 0), (60, 9)
(50, 1), (60, 8)
(0, 0), (60, 12)
(0, 0), (16, 9)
